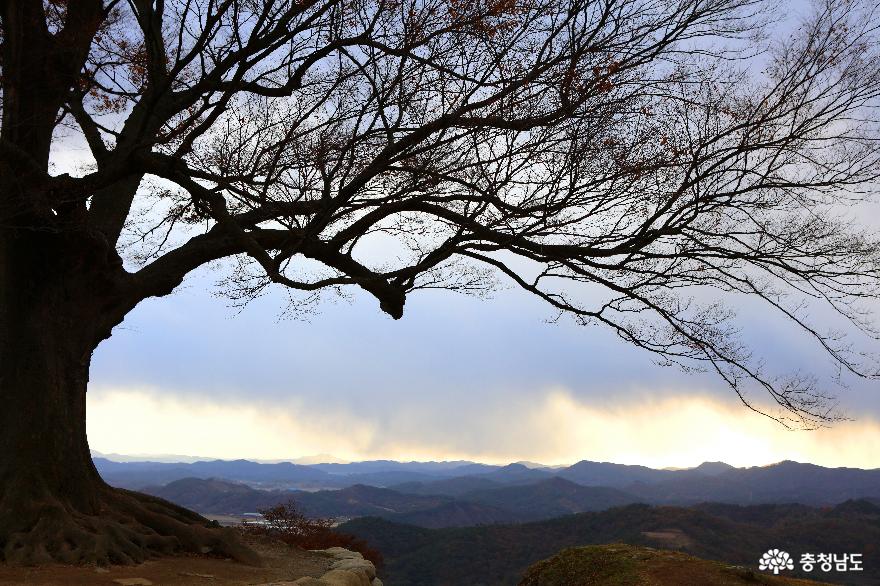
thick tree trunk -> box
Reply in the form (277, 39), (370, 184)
(0, 230), (101, 513)
(0, 228), (104, 562)
(0, 230), (259, 566)
(0, 1), (259, 568)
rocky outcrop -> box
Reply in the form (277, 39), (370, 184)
(289, 547), (382, 586)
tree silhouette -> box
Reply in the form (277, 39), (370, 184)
(1, 0), (879, 565)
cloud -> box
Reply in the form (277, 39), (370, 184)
(87, 387), (378, 462)
(523, 390), (880, 468)
(87, 386), (880, 468)
(87, 220), (880, 471)
(92, 264), (880, 422)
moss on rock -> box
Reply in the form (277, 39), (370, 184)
(519, 543), (832, 586)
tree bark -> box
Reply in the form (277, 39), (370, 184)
(0, 228), (102, 512)
(0, 229), (260, 565)
(0, 0), (263, 568)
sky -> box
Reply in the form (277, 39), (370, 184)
(73, 0), (880, 470)
(85, 258), (880, 469)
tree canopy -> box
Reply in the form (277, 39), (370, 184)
(4, 0), (880, 567)
(4, 0), (880, 427)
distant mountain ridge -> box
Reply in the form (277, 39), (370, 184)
(624, 460), (880, 505)
(460, 477), (641, 521)
(94, 457), (333, 489)
(144, 459), (880, 529)
(97, 456), (880, 508)
(144, 478), (519, 527)
(144, 475), (650, 526)
(390, 476), (505, 497)
(114, 453), (880, 585)
(308, 460), (497, 475)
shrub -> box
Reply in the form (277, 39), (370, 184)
(241, 500), (384, 570)
(257, 500), (334, 536)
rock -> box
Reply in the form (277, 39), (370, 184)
(112, 580), (154, 586)
(330, 558), (376, 579)
(301, 548), (377, 586)
(319, 569), (372, 586)
(290, 579), (327, 586)
(94, 567), (110, 573)
(314, 547), (364, 560)
(179, 572), (216, 579)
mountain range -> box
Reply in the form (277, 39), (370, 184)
(144, 476), (643, 527)
(99, 455), (880, 509)
(140, 459), (880, 529)
(340, 500), (880, 585)
(119, 454), (880, 585)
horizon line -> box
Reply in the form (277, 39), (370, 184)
(90, 450), (876, 471)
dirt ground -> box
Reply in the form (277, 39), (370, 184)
(0, 535), (334, 585)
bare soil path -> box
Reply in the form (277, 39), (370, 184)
(0, 535), (333, 585)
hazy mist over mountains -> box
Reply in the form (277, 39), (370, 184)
(93, 452), (880, 520)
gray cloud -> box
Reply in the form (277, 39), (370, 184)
(92, 262), (880, 432)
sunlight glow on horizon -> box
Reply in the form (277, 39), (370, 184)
(86, 386), (880, 469)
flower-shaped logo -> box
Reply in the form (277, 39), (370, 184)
(759, 549), (794, 574)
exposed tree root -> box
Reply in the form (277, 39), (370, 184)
(0, 485), (261, 566)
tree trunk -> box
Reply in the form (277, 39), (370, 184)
(0, 228), (101, 510)
(0, 229), (259, 566)
(0, 2), (259, 568)
(0, 227), (104, 561)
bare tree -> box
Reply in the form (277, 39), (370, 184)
(1, 0), (878, 565)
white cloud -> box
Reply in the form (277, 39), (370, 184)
(87, 386), (880, 468)
(87, 387), (378, 462)
(522, 390), (880, 468)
